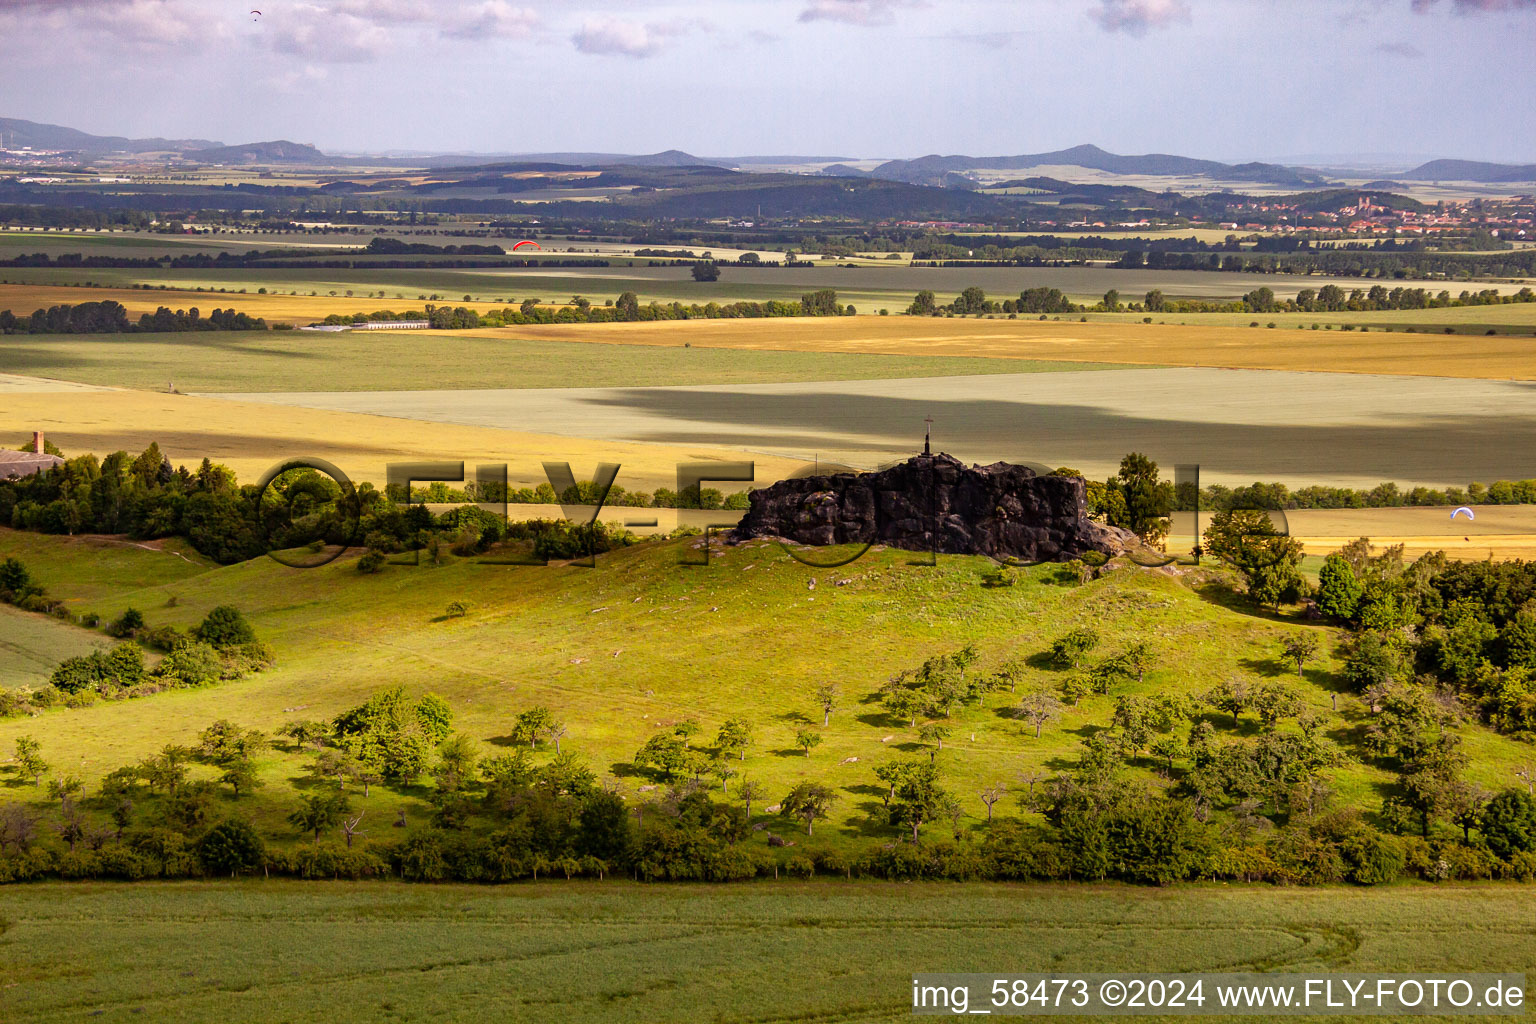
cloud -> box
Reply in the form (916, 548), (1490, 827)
(1375, 40), (1423, 55)
(1410, 0), (1536, 11)
(0, 0), (226, 48)
(441, 1), (539, 40)
(797, 0), (919, 27)
(266, 3), (392, 62)
(571, 15), (700, 57)
(1088, 0), (1191, 35)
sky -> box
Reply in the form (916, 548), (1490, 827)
(1, 0), (1534, 163)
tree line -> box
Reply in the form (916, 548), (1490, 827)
(905, 283), (1535, 318)
(0, 301), (266, 334)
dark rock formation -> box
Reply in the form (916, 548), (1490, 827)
(731, 453), (1136, 563)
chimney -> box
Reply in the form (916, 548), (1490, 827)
(32, 431), (43, 454)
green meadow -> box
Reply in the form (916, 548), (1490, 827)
(1, 882), (1533, 1024)
(2, 527), (1532, 849)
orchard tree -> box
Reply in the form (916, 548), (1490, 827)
(1017, 690), (1063, 738)
(1049, 628), (1100, 668)
(814, 683), (839, 726)
(1206, 678), (1255, 729)
(794, 729), (822, 757)
(513, 706), (556, 749)
(780, 782), (837, 836)
(289, 791), (351, 842)
(219, 758), (262, 799)
(918, 722), (950, 751)
(14, 736), (49, 786)
(980, 782), (1008, 822)
(889, 761), (947, 841)
(737, 778), (765, 818)
(1281, 633), (1321, 677)
(715, 718), (753, 761)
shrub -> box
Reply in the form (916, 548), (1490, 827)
(106, 607), (145, 638)
(156, 642), (226, 687)
(194, 605), (255, 649)
(784, 854), (815, 879)
(1339, 828), (1404, 885)
(140, 625), (185, 652)
(357, 549), (387, 574)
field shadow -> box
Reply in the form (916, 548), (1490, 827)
(841, 801), (897, 838)
(1239, 655), (1287, 678)
(1192, 582), (1303, 624)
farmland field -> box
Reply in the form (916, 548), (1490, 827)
(0, 386), (808, 492)
(213, 367), (1536, 488)
(489, 316), (1536, 379)
(5, 261), (1531, 313)
(0, 330), (1139, 393)
(2, 882), (1533, 1024)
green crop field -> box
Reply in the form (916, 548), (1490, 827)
(0, 605), (113, 690)
(0, 331), (1136, 393)
(1, 882), (1532, 1024)
(1, 527), (1532, 850)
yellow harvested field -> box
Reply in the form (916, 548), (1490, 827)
(0, 389), (803, 492)
(0, 283), (510, 321)
(1286, 505), (1536, 560)
(492, 317), (1536, 380)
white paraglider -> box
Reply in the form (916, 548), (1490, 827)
(1451, 506), (1475, 521)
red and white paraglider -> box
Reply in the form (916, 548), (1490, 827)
(512, 240), (541, 251)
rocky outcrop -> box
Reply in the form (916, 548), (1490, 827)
(731, 453), (1136, 563)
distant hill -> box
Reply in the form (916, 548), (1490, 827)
(184, 141), (329, 164)
(866, 144), (1328, 188)
(1400, 159), (1536, 182)
(0, 116), (218, 154)
(420, 149), (721, 169)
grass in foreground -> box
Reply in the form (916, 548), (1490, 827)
(1, 881), (1533, 1024)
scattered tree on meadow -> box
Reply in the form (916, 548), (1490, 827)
(1017, 690), (1064, 738)
(780, 782), (837, 835)
(814, 683), (838, 726)
(1281, 633), (1321, 677)
(288, 791), (351, 842)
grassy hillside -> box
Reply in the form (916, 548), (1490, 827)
(2, 528), (1532, 850)
(3, 882), (1534, 1024)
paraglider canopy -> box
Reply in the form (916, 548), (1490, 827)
(1451, 506), (1475, 521)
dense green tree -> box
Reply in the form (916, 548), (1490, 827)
(1480, 788), (1536, 859)
(197, 819), (266, 876)
(193, 605), (255, 650)
(1317, 554), (1364, 622)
